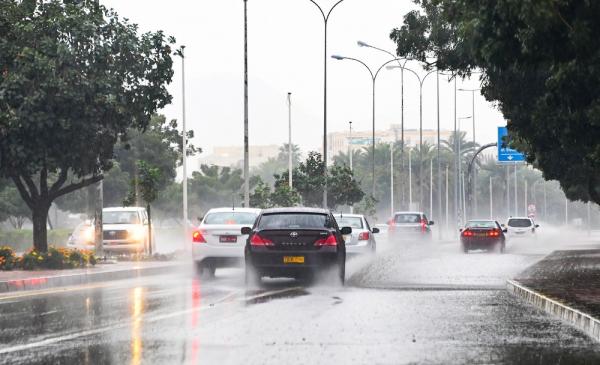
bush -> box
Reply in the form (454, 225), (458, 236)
(5, 247), (97, 271)
(0, 246), (17, 270)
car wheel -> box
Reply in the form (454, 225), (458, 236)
(462, 243), (469, 253)
(245, 262), (260, 287)
(338, 260), (346, 286)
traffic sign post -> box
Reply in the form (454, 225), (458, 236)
(497, 127), (525, 163)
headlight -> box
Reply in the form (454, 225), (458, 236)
(128, 227), (146, 241)
(83, 227), (94, 243)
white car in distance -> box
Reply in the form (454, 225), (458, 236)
(333, 213), (378, 256)
(192, 207), (261, 277)
(503, 217), (539, 239)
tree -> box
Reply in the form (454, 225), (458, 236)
(249, 178), (271, 209)
(123, 161), (160, 255)
(252, 144), (302, 185)
(0, 1), (175, 251)
(390, 0), (600, 204)
(188, 165), (245, 213)
(327, 164), (365, 210)
(0, 179), (30, 229)
(270, 179), (301, 208)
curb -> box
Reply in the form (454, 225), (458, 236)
(0, 262), (181, 294)
(507, 279), (600, 342)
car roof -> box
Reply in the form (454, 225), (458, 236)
(261, 207), (330, 215)
(205, 207), (261, 214)
(467, 219), (496, 223)
(507, 217), (533, 220)
(103, 207), (145, 212)
(333, 213), (364, 219)
(393, 211), (424, 215)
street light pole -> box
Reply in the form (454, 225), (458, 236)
(287, 92), (293, 188)
(175, 46), (188, 247)
(349, 121), (353, 214)
(458, 88), (481, 217)
(458, 116), (472, 221)
(306, 0), (347, 209)
(387, 66), (437, 211)
(390, 142), (394, 217)
(332, 55), (404, 197)
(409, 148), (413, 208)
(436, 71), (442, 239)
(243, 0), (250, 207)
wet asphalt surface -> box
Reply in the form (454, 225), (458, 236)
(1, 230), (600, 364)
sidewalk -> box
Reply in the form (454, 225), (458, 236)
(0, 260), (184, 294)
(508, 249), (600, 341)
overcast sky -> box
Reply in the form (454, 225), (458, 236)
(102, 0), (505, 162)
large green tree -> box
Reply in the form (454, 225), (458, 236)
(0, 1), (175, 251)
(390, 0), (600, 204)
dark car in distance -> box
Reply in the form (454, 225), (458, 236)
(460, 220), (507, 253)
(242, 207), (351, 286)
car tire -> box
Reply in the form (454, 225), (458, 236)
(245, 262), (261, 287)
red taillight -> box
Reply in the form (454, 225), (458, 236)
(421, 219), (427, 232)
(462, 229), (473, 237)
(358, 232), (370, 241)
(250, 234), (274, 246)
(315, 234), (338, 246)
(488, 229), (501, 237)
(192, 230), (206, 243)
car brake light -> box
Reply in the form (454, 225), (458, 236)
(358, 232), (370, 241)
(250, 234), (274, 246)
(421, 219), (427, 232)
(192, 230), (206, 243)
(487, 229), (501, 237)
(462, 230), (473, 237)
(315, 234), (337, 246)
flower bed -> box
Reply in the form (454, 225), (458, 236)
(0, 246), (96, 271)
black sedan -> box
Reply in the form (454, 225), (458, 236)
(242, 207), (351, 286)
(460, 220), (507, 253)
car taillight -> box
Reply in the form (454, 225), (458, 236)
(315, 234), (337, 246)
(358, 232), (370, 241)
(192, 230), (206, 243)
(488, 229), (501, 237)
(250, 234), (274, 246)
(462, 230), (473, 237)
(421, 219), (427, 232)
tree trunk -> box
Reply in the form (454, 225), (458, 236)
(32, 204), (50, 252)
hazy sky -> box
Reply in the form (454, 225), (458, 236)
(102, 0), (505, 162)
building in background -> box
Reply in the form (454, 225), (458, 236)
(327, 124), (452, 162)
(199, 145), (280, 169)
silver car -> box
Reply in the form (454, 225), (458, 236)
(333, 213), (378, 256)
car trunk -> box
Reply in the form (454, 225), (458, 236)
(202, 224), (248, 245)
(258, 229), (329, 251)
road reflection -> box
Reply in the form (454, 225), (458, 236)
(130, 287), (144, 365)
(189, 278), (201, 365)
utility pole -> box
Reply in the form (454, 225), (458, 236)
(175, 46), (188, 247)
(445, 165), (449, 233)
(243, 0), (250, 207)
(349, 121), (353, 214)
(408, 148), (412, 209)
(524, 180), (528, 216)
(514, 164), (518, 216)
(287, 92), (293, 188)
(429, 158), (433, 220)
(506, 165), (510, 219)
(436, 71), (442, 239)
(390, 142), (394, 217)
(489, 176), (493, 220)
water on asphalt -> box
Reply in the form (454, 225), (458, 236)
(1, 229), (600, 364)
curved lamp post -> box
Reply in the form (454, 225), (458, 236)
(331, 55), (404, 197)
(305, 0), (347, 208)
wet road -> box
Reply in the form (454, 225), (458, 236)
(2, 231), (600, 364)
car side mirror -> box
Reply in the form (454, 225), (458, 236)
(501, 224), (506, 227)
(340, 226), (352, 235)
(459, 228), (463, 232)
(429, 221), (435, 225)
(197, 216), (203, 223)
(372, 227), (380, 234)
(241, 227), (252, 235)
(503, 229), (508, 233)
(535, 224), (540, 228)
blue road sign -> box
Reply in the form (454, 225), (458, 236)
(497, 127), (525, 163)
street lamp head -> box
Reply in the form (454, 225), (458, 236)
(331, 55), (345, 60)
(386, 65), (401, 70)
(459, 116), (472, 120)
(357, 40), (370, 48)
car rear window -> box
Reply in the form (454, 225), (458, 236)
(335, 216), (363, 229)
(465, 221), (497, 229)
(258, 213), (330, 229)
(204, 212), (258, 225)
(394, 214), (421, 224)
(103, 211), (140, 224)
(507, 218), (532, 227)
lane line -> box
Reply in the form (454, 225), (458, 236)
(0, 283), (113, 301)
